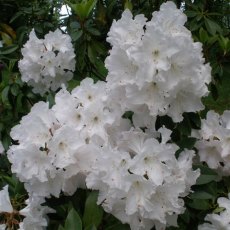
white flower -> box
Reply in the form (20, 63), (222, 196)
(87, 128), (199, 230)
(8, 102), (60, 183)
(19, 29), (75, 95)
(107, 9), (146, 49)
(19, 196), (55, 230)
(148, 1), (189, 37)
(196, 110), (230, 175)
(0, 141), (4, 154)
(0, 225), (6, 230)
(105, 1), (211, 122)
(0, 185), (13, 213)
(71, 78), (107, 107)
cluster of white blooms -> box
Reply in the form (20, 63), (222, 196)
(18, 29), (75, 95)
(7, 1), (212, 229)
(7, 78), (121, 229)
(105, 1), (211, 122)
(8, 78), (117, 199)
(195, 110), (230, 175)
(8, 82), (199, 230)
(198, 193), (230, 230)
(86, 128), (199, 230)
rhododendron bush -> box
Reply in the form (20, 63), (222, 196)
(0, 0), (230, 229)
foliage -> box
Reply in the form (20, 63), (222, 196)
(0, 0), (230, 229)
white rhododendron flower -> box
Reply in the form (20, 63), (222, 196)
(198, 193), (230, 230)
(107, 9), (146, 49)
(195, 110), (230, 175)
(19, 196), (55, 230)
(105, 1), (211, 122)
(86, 128), (200, 230)
(0, 185), (13, 213)
(19, 29), (75, 95)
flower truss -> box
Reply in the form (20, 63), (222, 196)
(195, 110), (230, 175)
(105, 1), (211, 122)
(6, 1), (214, 230)
(18, 29), (75, 95)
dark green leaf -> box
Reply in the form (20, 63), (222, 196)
(10, 84), (20, 96)
(83, 191), (103, 228)
(84, 225), (97, 230)
(205, 18), (222, 35)
(0, 45), (18, 55)
(210, 83), (218, 101)
(71, 30), (83, 42)
(190, 191), (214, 200)
(2, 86), (10, 104)
(187, 199), (210, 210)
(177, 137), (196, 150)
(185, 11), (197, 17)
(65, 208), (82, 230)
(196, 174), (219, 185)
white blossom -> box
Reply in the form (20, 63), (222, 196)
(196, 110), (230, 175)
(19, 29), (75, 95)
(0, 185), (13, 213)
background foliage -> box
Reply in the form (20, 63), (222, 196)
(0, 0), (229, 229)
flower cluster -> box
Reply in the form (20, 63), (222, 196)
(198, 193), (230, 230)
(86, 128), (199, 230)
(7, 2), (211, 230)
(18, 29), (75, 95)
(106, 1), (211, 122)
(8, 81), (199, 230)
(195, 110), (230, 175)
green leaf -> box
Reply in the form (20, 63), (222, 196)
(187, 199), (210, 210)
(88, 45), (96, 64)
(2, 86), (10, 104)
(83, 191), (103, 228)
(199, 27), (208, 43)
(213, 206), (225, 214)
(71, 30), (83, 42)
(65, 208), (82, 230)
(86, 27), (101, 36)
(196, 174), (219, 185)
(0, 45), (18, 55)
(124, 0), (133, 11)
(10, 84), (20, 96)
(193, 164), (218, 175)
(190, 191), (214, 200)
(210, 83), (218, 101)
(16, 93), (24, 113)
(177, 137), (196, 150)
(10, 11), (23, 23)
(58, 225), (65, 230)
(204, 18), (222, 35)
(187, 112), (201, 129)
(185, 11), (197, 18)
(67, 79), (81, 91)
(84, 225), (97, 230)
(67, 0), (97, 20)
(84, 0), (98, 18)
